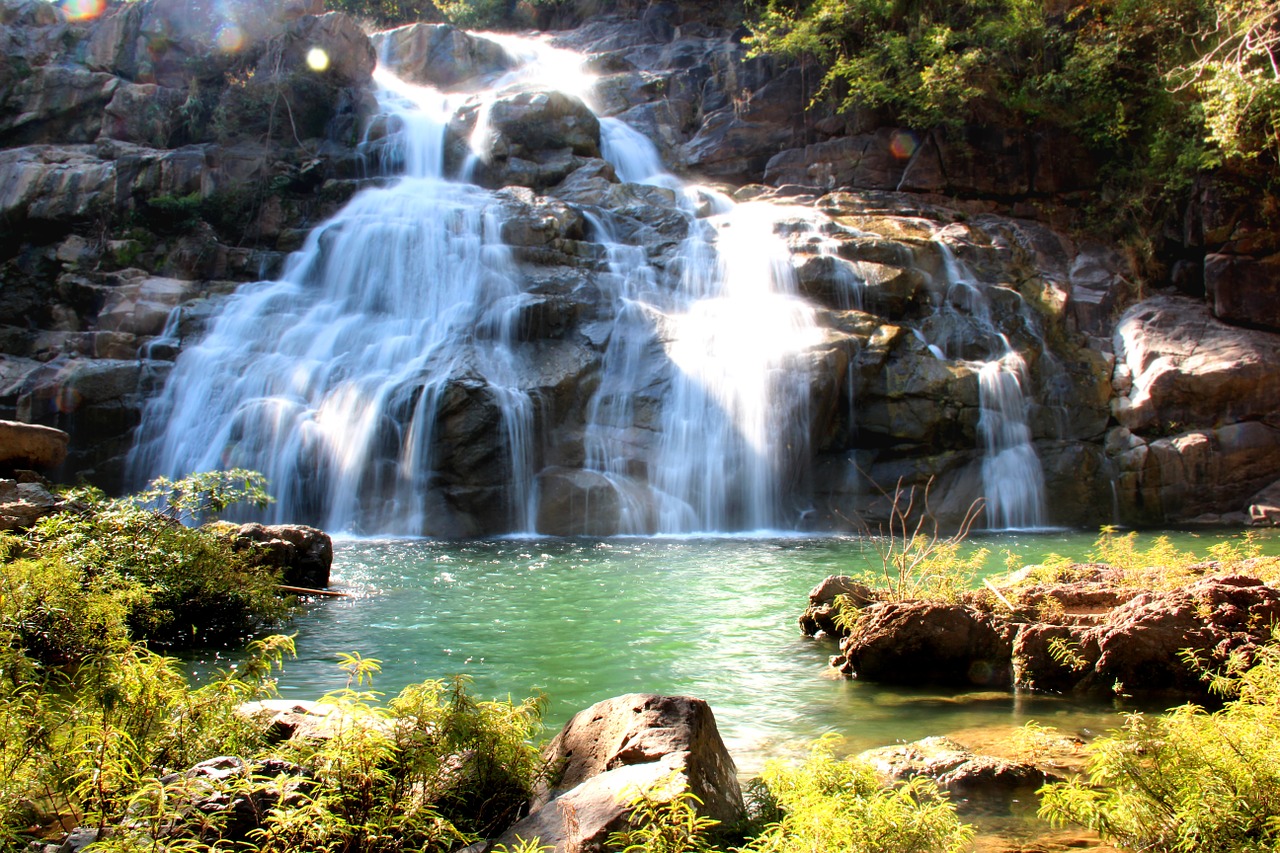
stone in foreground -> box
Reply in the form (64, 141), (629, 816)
(494, 693), (743, 853)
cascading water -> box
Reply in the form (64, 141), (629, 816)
(129, 35), (826, 535)
(129, 68), (542, 534)
(930, 243), (1047, 529)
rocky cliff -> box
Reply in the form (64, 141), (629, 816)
(3, 0), (1278, 533)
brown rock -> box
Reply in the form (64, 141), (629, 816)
(835, 601), (1014, 687)
(231, 522), (333, 588)
(1088, 575), (1280, 695)
(798, 574), (873, 638)
(0, 419), (68, 471)
(497, 694), (744, 853)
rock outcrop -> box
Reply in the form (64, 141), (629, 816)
(823, 567), (1280, 699)
(496, 693), (744, 853)
(832, 601), (1015, 687)
(230, 522), (333, 588)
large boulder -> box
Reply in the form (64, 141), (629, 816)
(496, 694), (744, 853)
(230, 522), (333, 588)
(833, 601), (1014, 687)
(1112, 295), (1280, 435)
(0, 419), (68, 471)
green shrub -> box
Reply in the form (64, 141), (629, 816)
(744, 736), (973, 853)
(1040, 638), (1280, 852)
(23, 471), (287, 650)
(609, 737), (973, 853)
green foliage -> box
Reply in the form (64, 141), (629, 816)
(846, 477), (986, 608)
(0, 636), (291, 848)
(1039, 638), (1280, 852)
(20, 470), (284, 651)
(608, 781), (719, 853)
(746, 0), (1279, 236)
(435, 0), (510, 28)
(250, 672), (547, 853)
(744, 736), (973, 853)
(603, 737), (972, 853)
(327, 0), (445, 26)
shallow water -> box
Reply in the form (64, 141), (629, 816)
(217, 529), (1279, 774)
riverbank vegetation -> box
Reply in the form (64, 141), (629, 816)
(1039, 637), (1280, 852)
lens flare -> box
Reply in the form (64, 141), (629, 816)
(306, 47), (330, 72)
(60, 0), (106, 21)
(216, 25), (245, 53)
(889, 129), (920, 160)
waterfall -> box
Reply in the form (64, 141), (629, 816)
(128, 69), (539, 534)
(930, 243), (1047, 530)
(129, 34), (825, 536)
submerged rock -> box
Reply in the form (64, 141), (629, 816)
(858, 736), (1061, 809)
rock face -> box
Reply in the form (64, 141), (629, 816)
(2, 3), (1276, 534)
(496, 694), (744, 853)
(1110, 296), (1280, 524)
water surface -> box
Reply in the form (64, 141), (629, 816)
(235, 530), (1274, 771)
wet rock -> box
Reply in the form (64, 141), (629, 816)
(834, 601), (1014, 687)
(373, 23), (513, 90)
(230, 522), (332, 588)
(535, 466), (624, 536)
(496, 694), (744, 853)
(798, 574), (873, 638)
(858, 736), (1061, 807)
(0, 419), (68, 471)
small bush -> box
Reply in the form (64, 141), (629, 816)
(23, 471), (287, 650)
(611, 736), (973, 853)
(1040, 637), (1280, 852)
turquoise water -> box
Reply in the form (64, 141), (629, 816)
(216, 529), (1278, 772)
